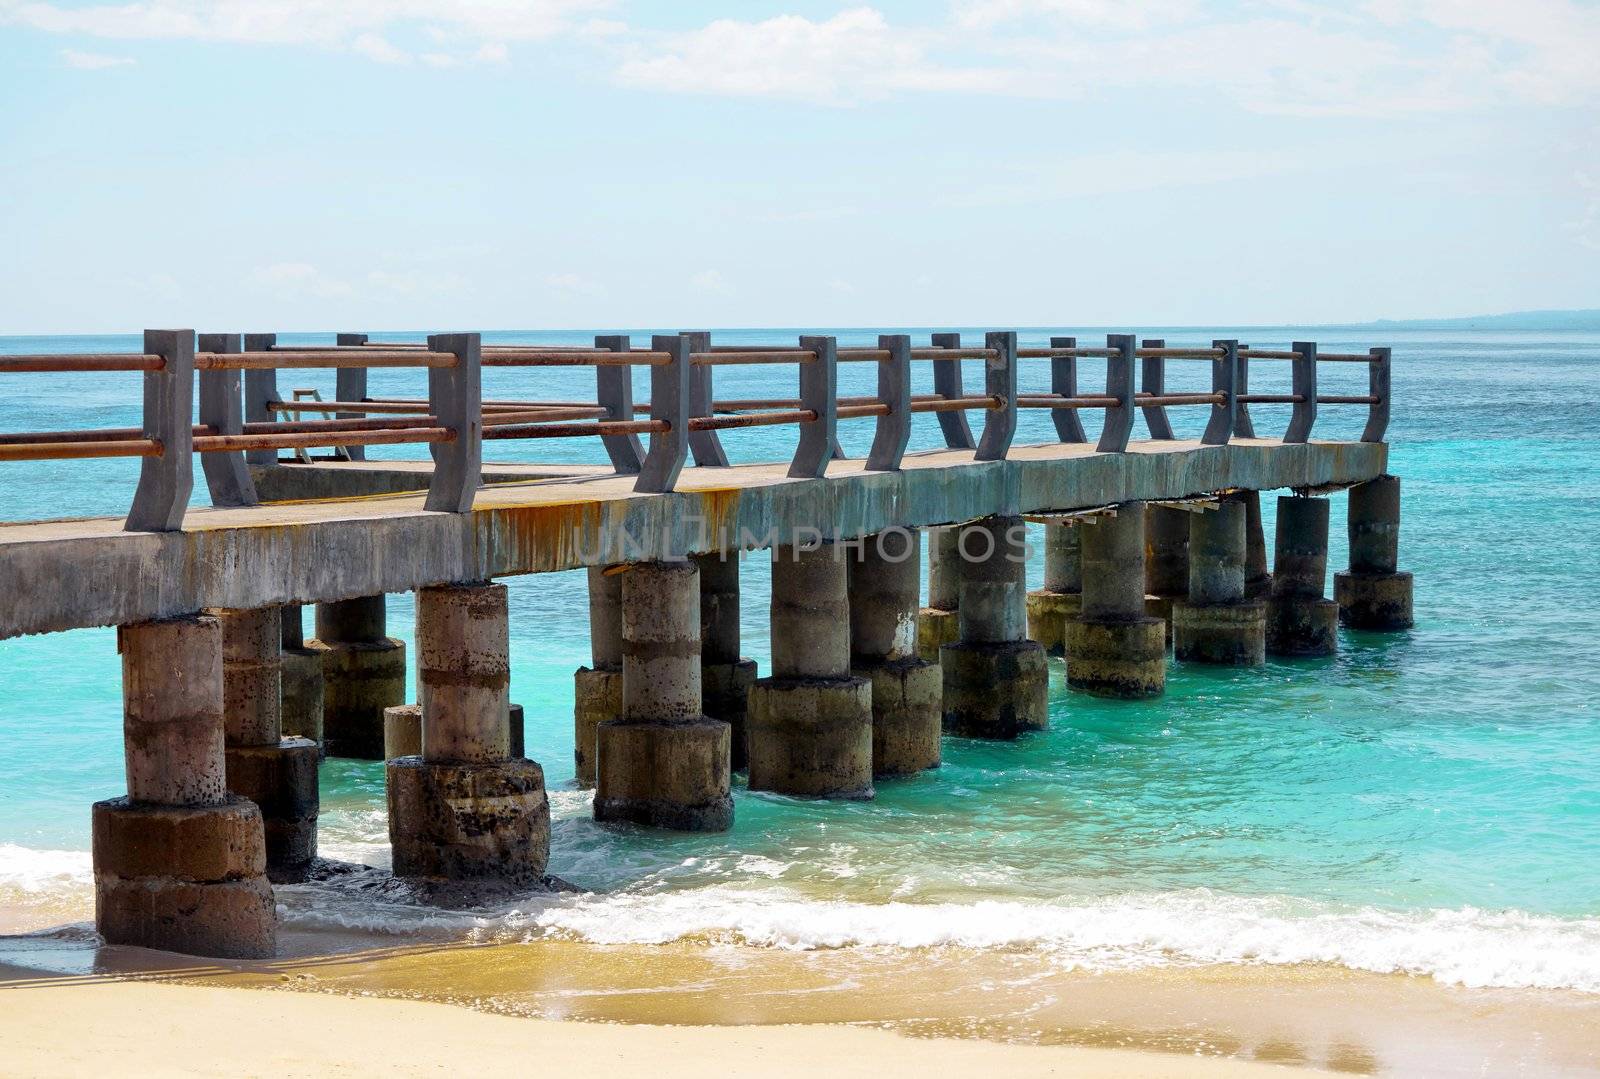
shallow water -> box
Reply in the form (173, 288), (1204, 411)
(1, 327), (1598, 999)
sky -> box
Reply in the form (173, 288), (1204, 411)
(0, 0), (1597, 333)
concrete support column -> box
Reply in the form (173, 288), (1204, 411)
(1026, 522), (1081, 656)
(311, 595), (405, 760)
(850, 528), (941, 777)
(219, 607), (319, 882)
(596, 561), (733, 830)
(1143, 505), (1189, 646)
(1241, 490), (1272, 599)
(1334, 475), (1414, 630)
(278, 605), (324, 759)
(386, 702), (523, 761)
(916, 526), (962, 663)
(573, 567), (624, 788)
(697, 551), (758, 772)
(942, 516), (1049, 738)
(1066, 504), (1167, 697)
(749, 544), (874, 798)
(1266, 496), (1339, 656)
(92, 613), (276, 958)
(388, 583), (550, 883)
(1172, 499), (1267, 666)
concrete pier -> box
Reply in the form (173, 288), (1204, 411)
(1143, 505), (1189, 645)
(384, 702), (524, 761)
(697, 551), (758, 771)
(1241, 490), (1273, 599)
(311, 595), (405, 760)
(92, 613), (276, 958)
(1172, 499), (1266, 666)
(1026, 522), (1081, 656)
(850, 528), (941, 777)
(1265, 496), (1339, 657)
(219, 606), (319, 882)
(278, 605), (324, 758)
(749, 544), (875, 798)
(574, 567), (623, 788)
(388, 583), (550, 883)
(943, 516), (1049, 737)
(1334, 475), (1414, 630)
(1066, 504), (1167, 698)
(595, 561), (733, 830)
(916, 527), (961, 663)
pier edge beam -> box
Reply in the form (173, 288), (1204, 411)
(574, 567), (624, 789)
(942, 515), (1049, 738)
(916, 526), (962, 663)
(697, 551), (759, 773)
(748, 543), (875, 799)
(92, 613), (277, 959)
(218, 606), (319, 883)
(278, 605), (325, 759)
(1065, 503), (1167, 698)
(1266, 495), (1339, 657)
(388, 582), (550, 884)
(1172, 498), (1267, 667)
(1334, 474), (1414, 630)
(310, 594), (406, 760)
(850, 528), (942, 778)
(595, 560), (734, 831)
(1026, 521), (1082, 657)
(1143, 504), (1190, 647)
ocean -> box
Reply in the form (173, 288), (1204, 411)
(2, 326), (1598, 1008)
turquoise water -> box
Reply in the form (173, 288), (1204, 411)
(2, 328), (1598, 991)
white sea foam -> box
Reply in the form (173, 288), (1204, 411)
(0, 844), (91, 893)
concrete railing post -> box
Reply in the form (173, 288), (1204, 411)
(242, 332), (281, 468)
(1202, 339), (1239, 446)
(424, 332), (481, 513)
(1026, 521), (1082, 656)
(916, 526), (962, 663)
(390, 582), (550, 882)
(310, 595), (406, 759)
(749, 543), (874, 798)
(1143, 504), (1190, 646)
(1066, 504), (1167, 697)
(574, 566), (623, 788)
(334, 332), (370, 461)
(697, 551), (758, 772)
(93, 613), (276, 958)
(1234, 343), (1258, 439)
(1334, 474), (1413, 629)
(1265, 495), (1338, 656)
(1285, 341), (1318, 443)
(790, 335), (838, 479)
(219, 606), (319, 881)
(684, 330), (731, 467)
(850, 528), (941, 777)
(197, 332), (259, 508)
(1139, 338), (1176, 440)
(596, 561), (734, 830)
(1049, 335), (1088, 443)
(278, 605), (324, 757)
(595, 335), (644, 474)
(865, 333), (911, 471)
(1096, 334), (1136, 454)
(125, 329), (195, 533)
(636, 334), (689, 493)
(1362, 347), (1392, 443)
(975, 330), (1018, 461)
(942, 516), (1048, 738)
(929, 332), (977, 449)
(1173, 499), (1266, 665)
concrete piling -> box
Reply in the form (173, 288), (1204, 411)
(278, 605), (324, 758)
(311, 595), (406, 760)
(696, 551), (758, 772)
(388, 583), (550, 883)
(1240, 490), (1272, 599)
(1172, 499), (1266, 666)
(1066, 504), (1167, 698)
(219, 606), (319, 882)
(1334, 474), (1414, 630)
(384, 702), (524, 761)
(1265, 496), (1339, 657)
(574, 567), (624, 789)
(749, 543), (875, 798)
(850, 528), (941, 777)
(595, 561), (733, 830)
(916, 527), (962, 663)
(1143, 505), (1189, 645)
(942, 516), (1049, 737)
(93, 613), (277, 958)
(1025, 522), (1082, 656)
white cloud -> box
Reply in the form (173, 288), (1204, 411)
(690, 269), (732, 296)
(251, 262), (354, 300)
(59, 47), (133, 69)
(351, 32), (408, 65)
(544, 272), (604, 297)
